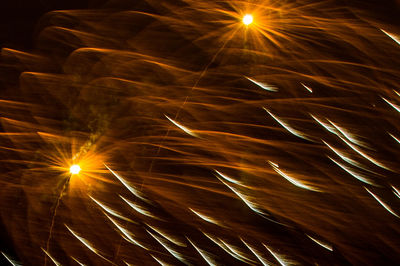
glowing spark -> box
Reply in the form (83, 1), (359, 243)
(246, 77), (278, 92)
(71, 257), (86, 266)
(306, 235), (333, 251)
(338, 136), (390, 170)
(310, 114), (336, 134)
(365, 188), (400, 218)
(392, 185), (400, 199)
(65, 225), (99, 254)
(165, 115), (198, 137)
(241, 239), (270, 266)
(150, 255), (172, 266)
(120, 195), (159, 220)
(217, 176), (266, 215)
(105, 164), (151, 204)
(202, 232), (234, 258)
(103, 213), (148, 250)
(242, 14), (254, 25)
(41, 248), (61, 266)
(301, 83), (313, 93)
(381, 29), (400, 46)
(388, 133), (400, 144)
(147, 230), (188, 264)
(65, 224), (114, 264)
(218, 239), (256, 263)
(69, 164), (81, 175)
(268, 161), (320, 192)
(187, 238), (217, 266)
(263, 244), (288, 266)
(189, 208), (220, 225)
(1, 252), (21, 266)
(264, 108), (310, 140)
(328, 156), (376, 186)
(382, 97), (400, 113)
(328, 120), (367, 148)
(323, 140), (363, 168)
(214, 170), (244, 186)
(202, 232), (254, 263)
(146, 224), (186, 247)
(89, 195), (135, 223)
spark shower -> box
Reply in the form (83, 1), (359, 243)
(1, 0), (400, 265)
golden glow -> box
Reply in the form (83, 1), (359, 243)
(69, 164), (81, 175)
(242, 14), (253, 25)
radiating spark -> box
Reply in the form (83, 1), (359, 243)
(394, 90), (400, 97)
(120, 195), (159, 220)
(306, 235), (333, 252)
(381, 29), (400, 46)
(328, 156), (376, 186)
(89, 195), (135, 223)
(105, 164), (151, 204)
(103, 213), (148, 250)
(242, 14), (254, 25)
(217, 176), (265, 215)
(264, 108), (309, 140)
(246, 77), (278, 92)
(328, 120), (367, 148)
(187, 238), (217, 266)
(65, 225), (100, 254)
(218, 239), (256, 263)
(202, 232), (235, 258)
(365, 187), (400, 218)
(150, 255), (173, 266)
(263, 244), (288, 266)
(146, 224), (186, 247)
(65, 224), (115, 264)
(189, 208), (220, 225)
(202, 231), (253, 263)
(71, 257), (86, 266)
(69, 164), (81, 174)
(392, 185), (400, 199)
(1, 252), (21, 266)
(268, 161), (320, 192)
(323, 140), (363, 168)
(147, 230), (188, 264)
(388, 133), (400, 144)
(214, 170), (244, 186)
(338, 136), (390, 170)
(382, 97), (400, 113)
(41, 248), (61, 266)
(269, 161), (279, 168)
(301, 83), (313, 93)
(310, 114), (336, 134)
(241, 239), (270, 266)
(165, 115), (198, 138)
(202, 232), (222, 246)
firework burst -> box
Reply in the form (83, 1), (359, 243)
(1, 0), (400, 265)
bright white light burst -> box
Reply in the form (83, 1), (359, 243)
(242, 14), (253, 25)
(70, 164), (81, 175)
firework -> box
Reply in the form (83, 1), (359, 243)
(1, 0), (400, 265)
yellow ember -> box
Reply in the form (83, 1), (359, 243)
(242, 14), (253, 25)
(70, 164), (81, 175)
